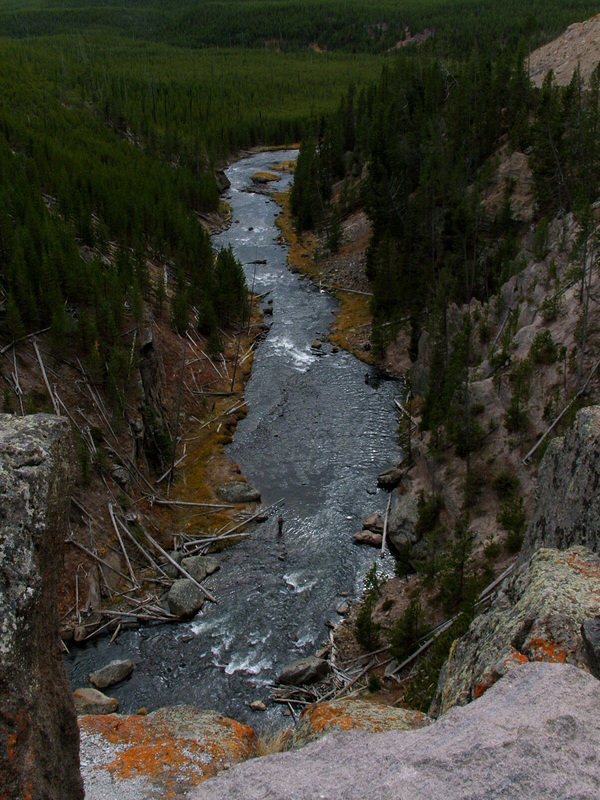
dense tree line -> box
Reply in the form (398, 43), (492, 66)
(0, 0), (598, 55)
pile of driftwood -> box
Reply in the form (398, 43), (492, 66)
(61, 497), (283, 647)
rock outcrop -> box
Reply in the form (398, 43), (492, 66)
(79, 705), (257, 800)
(190, 662), (600, 800)
(529, 13), (600, 87)
(430, 546), (600, 716)
(522, 407), (600, 558)
(0, 415), (83, 800)
(292, 697), (430, 748)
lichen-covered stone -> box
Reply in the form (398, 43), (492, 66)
(293, 697), (430, 748)
(79, 705), (257, 800)
(430, 546), (600, 717)
(0, 414), (83, 800)
(523, 406), (600, 558)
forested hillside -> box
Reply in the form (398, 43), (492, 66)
(1, 0), (598, 53)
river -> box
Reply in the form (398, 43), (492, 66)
(65, 149), (402, 727)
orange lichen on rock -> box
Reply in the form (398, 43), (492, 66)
(79, 707), (257, 798)
(523, 638), (568, 663)
(565, 550), (600, 580)
(293, 697), (429, 747)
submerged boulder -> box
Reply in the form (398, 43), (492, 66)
(216, 481), (261, 503)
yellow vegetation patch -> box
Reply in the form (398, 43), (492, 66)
(329, 291), (376, 364)
(251, 171), (281, 184)
(270, 160), (296, 173)
(273, 189), (319, 277)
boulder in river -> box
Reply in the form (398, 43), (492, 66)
(167, 579), (205, 619)
(362, 512), (384, 533)
(276, 656), (330, 686)
(216, 481), (261, 503)
(353, 530), (382, 547)
(377, 465), (404, 488)
(181, 555), (220, 583)
(74, 688), (118, 716)
(89, 659), (134, 690)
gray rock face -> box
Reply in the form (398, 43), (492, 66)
(181, 555), (220, 583)
(276, 656), (330, 686)
(74, 687), (119, 715)
(89, 659), (134, 689)
(430, 546), (600, 717)
(0, 415), (84, 800)
(522, 406), (600, 558)
(386, 493), (420, 555)
(190, 663), (600, 800)
(216, 481), (261, 503)
(167, 579), (205, 618)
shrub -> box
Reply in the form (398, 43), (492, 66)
(354, 595), (381, 651)
(529, 329), (557, 364)
(492, 470), (520, 500)
(403, 613), (472, 712)
(497, 494), (527, 553)
(540, 293), (562, 322)
(388, 598), (427, 662)
(415, 492), (442, 539)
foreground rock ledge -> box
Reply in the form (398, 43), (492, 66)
(190, 663), (600, 800)
(79, 706), (257, 799)
(0, 414), (83, 800)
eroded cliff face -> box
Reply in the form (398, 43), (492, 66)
(429, 406), (600, 716)
(522, 406), (600, 559)
(0, 414), (83, 800)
